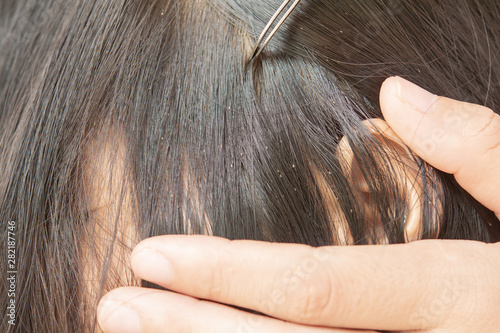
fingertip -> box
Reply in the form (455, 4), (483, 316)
(380, 76), (441, 118)
(379, 76), (412, 136)
(97, 288), (145, 333)
(131, 235), (195, 260)
(98, 286), (142, 305)
(380, 76), (400, 95)
(379, 77), (421, 146)
(379, 76), (401, 116)
(131, 246), (174, 285)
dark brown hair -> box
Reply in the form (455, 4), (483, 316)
(1, 0), (499, 331)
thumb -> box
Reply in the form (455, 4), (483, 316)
(380, 76), (500, 218)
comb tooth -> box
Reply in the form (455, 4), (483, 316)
(250, 0), (302, 61)
(253, 0), (291, 51)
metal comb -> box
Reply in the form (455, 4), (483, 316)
(250, 0), (302, 61)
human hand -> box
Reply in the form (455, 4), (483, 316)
(380, 76), (500, 220)
(97, 77), (500, 332)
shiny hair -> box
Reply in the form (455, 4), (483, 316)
(1, 0), (499, 331)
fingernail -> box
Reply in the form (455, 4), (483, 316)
(395, 76), (440, 113)
(131, 247), (173, 284)
(97, 299), (142, 333)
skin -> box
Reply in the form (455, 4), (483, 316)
(97, 76), (500, 332)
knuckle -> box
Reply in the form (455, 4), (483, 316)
(440, 98), (493, 137)
(479, 112), (500, 153)
(283, 265), (339, 324)
(202, 251), (227, 301)
(464, 106), (496, 137)
(456, 257), (500, 330)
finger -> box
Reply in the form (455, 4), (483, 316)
(380, 76), (500, 217)
(130, 235), (500, 331)
(97, 287), (376, 333)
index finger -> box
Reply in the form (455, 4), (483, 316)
(130, 235), (494, 331)
(380, 76), (500, 217)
